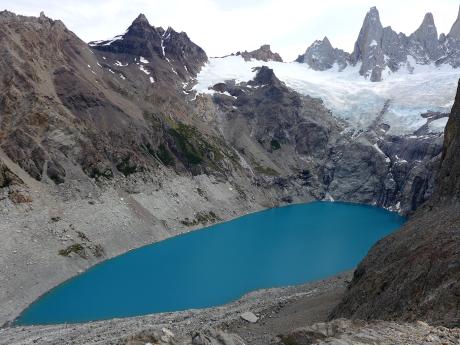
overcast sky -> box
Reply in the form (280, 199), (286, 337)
(2, 0), (460, 61)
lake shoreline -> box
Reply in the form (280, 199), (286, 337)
(0, 271), (352, 344)
(15, 201), (403, 325)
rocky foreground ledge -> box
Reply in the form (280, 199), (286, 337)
(126, 319), (460, 345)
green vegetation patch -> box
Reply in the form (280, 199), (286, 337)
(168, 123), (225, 167)
(180, 211), (220, 226)
(58, 243), (86, 258)
(169, 125), (205, 165)
(58, 242), (105, 259)
(116, 157), (141, 177)
(156, 144), (175, 166)
(254, 163), (279, 176)
(270, 139), (281, 150)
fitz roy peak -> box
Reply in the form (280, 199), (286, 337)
(297, 6), (460, 81)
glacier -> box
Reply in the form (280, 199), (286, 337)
(193, 55), (460, 134)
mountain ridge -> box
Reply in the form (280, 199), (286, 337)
(297, 6), (460, 81)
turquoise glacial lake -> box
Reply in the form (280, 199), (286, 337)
(17, 201), (405, 325)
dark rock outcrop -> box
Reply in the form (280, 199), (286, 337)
(89, 13), (207, 77)
(0, 161), (22, 188)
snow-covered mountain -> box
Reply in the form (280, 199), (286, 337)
(193, 6), (460, 135)
(297, 6), (460, 81)
(193, 55), (458, 135)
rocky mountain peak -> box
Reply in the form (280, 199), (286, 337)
(422, 12), (435, 26)
(364, 6), (382, 28)
(88, 13), (207, 76)
(409, 12), (442, 61)
(296, 36), (348, 71)
(352, 6), (383, 56)
(351, 7), (385, 80)
(412, 12), (438, 39)
(126, 13), (157, 36)
(321, 36), (332, 48)
(133, 13), (149, 25)
(448, 5), (460, 39)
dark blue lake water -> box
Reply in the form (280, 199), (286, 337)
(17, 201), (405, 325)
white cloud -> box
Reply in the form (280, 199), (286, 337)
(2, 0), (459, 61)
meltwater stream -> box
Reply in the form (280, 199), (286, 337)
(17, 202), (405, 325)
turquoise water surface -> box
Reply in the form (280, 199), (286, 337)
(17, 201), (405, 325)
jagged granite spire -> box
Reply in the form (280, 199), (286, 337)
(409, 12), (442, 61)
(296, 36), (349, 71)
(448, 5), (460, 39)
(352, 6), (385, 81)
(412, 12), (437, 39)
(296, 5), (460, 80)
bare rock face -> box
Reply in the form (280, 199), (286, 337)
(330, 80), (460, 327)
(237, 44), (283, 62)
(211, 66), (441, 212)
(448, 5), (460, 40)
(433, 79), (460, 202)
(296, 37), (348, 71)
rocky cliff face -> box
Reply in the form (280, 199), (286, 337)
(298, 6), (460, 81)
(330, 80), (460, 327)
(209, 66), (442, 212)
(433, 80), (460, 202)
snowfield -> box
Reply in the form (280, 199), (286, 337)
(193, 56), (460, 134)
